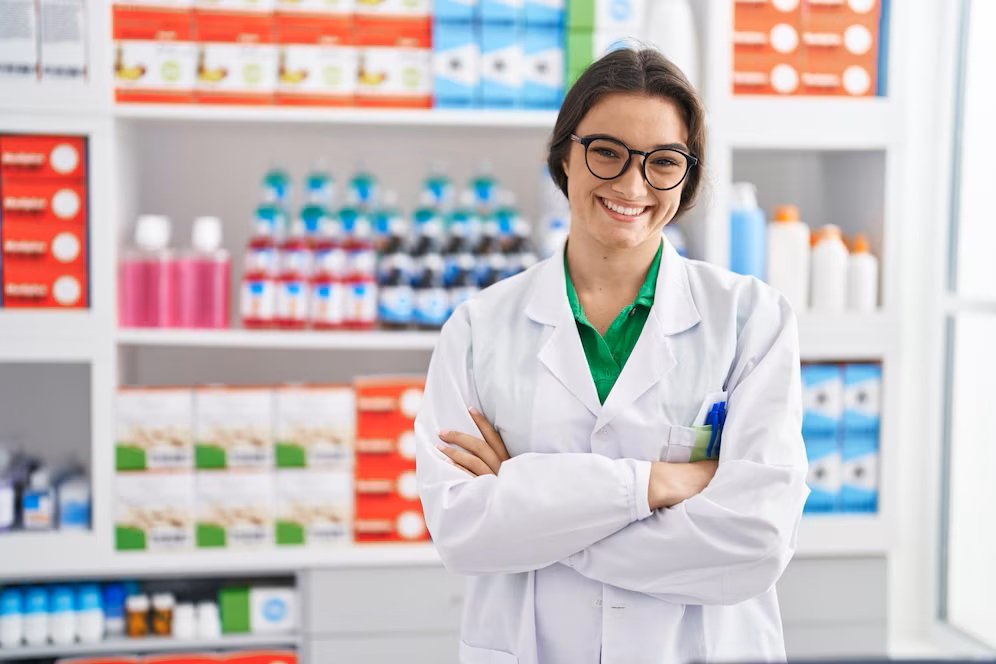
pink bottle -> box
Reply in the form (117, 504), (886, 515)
(177, 216), (231, 329)
(119, 215), (178, 328)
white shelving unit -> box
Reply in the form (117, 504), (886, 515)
(116, 328), (440, 351)
(0, 634), (299, 661)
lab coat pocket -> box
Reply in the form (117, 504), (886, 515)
(665, 424), (715, 463)
(459, 641), (518, 664)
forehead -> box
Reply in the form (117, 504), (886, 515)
(576, 93), (689, 147)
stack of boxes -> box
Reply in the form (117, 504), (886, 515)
(801, 362), (881, 514)
(732, 0), (888, 97)
(274, 0), (357, 106)
(354, 0), (433, 108)
(565, 0), (644, 86)
(353, 377), (428, 543)
(0, 134), (89, 309)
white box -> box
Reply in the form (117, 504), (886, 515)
(115, 472), (195, 551)
(357, 47), (431, 102)
(275, 469), (351, 546)
(274, 385), (355, 468)
(195, 470), (273, 549)
(276, 44), (359, 99)
(197, 42), (279, 96)
(250, 587), (297, 634)
(0, 0), (39, 80)
(195, 387), (274, 470)
(117, 388), (194, 471)
(39, 0), (87, 82)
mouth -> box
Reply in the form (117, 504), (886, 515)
(598, 196), (650, 221)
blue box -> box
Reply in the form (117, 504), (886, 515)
(801, 364), (843, 443)
(480, 21), (523, 108)
(435, 0), (477, 22)
(433, 21), (480, 108)
(841, 436), (878, 513)
(522, 25), (563, 109)
(843, 363), (882, 438)
(803, 438), (841, 514)
(524, 0), (564, 26)
(480, 0), (522, 24)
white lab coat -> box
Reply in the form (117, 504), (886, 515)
(415, 238), (810, 664)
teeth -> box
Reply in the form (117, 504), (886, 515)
(601, 198), (646, 216)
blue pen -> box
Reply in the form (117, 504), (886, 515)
(705, 403), (720, 457)
(715, 401), (728, 457)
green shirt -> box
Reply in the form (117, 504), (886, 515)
(564, 242), (663, 404)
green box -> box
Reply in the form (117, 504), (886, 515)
(219, 586), (251, 634)
(567, 0), (594, 29)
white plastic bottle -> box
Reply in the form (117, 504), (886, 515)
(49, 585), (76, 646)
(57, 474), (90, 530)
(22, 587), (48, 646)
(645, 0), (699, 87)
(75, 584), (104, 644)
(847, 233), (879, 312)
(0, 587), (24, 648)
(811, 225), (849, 313)
(766, 205), (810, 313)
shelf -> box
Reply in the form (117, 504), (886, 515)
(0, 311), (106, 362)
(720, 97), (899, 150)
(114, 104), (558, 129)
(0, 633), (299, 661)
(797, 311), (894, 362)
(795, 515), (890, 557)
(116, 328), (440, 351)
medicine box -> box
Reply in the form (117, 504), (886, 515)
(479, 21), (523, 108)
(524, 0), (564, 26)
(194, 11), (278, 104)
(117, 387), (194, 471)
(522, 24), (563, 109)
(194, 386), (274, 470)
(732, 0), (802, 95)
(274, 16), (358, 107)
(842, 363), (882, 437)
(274, 469), (352, 546)
(195, 470), (274, 549)
(112, 5), (198, 103)
(800, 0), (881, 96)
(435, 0), (477, 22)
(0, 135), (86, 180)
(803, 438), (841, 514)
(115, 472), (195, 551)
(274, 384), (354, 468)
(480, 0), (522, 24)
(841, 436), (878, 512)
(801, 363), (842, 444)
(433, 20), (479, 108)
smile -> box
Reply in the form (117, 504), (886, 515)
(599, 196), (648, 218)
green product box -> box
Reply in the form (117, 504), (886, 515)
(567, 0), (595, 29)
(116, 388), (194, 472)
(219, 586), (252, 634)
(194, 387), (274, 470)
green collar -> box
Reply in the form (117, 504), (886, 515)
(564, 241), (663, 324)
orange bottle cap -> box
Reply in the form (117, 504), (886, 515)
(852, 233), (871, 253)
(773, 205), (800, 222)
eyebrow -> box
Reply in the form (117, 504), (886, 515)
(584, 133), (690, 152)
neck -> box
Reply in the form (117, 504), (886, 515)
(565, 233), (660, 298)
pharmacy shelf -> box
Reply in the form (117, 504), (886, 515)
(797, 311), (894, 362)
(720, 97), (900, 151)
(114, 104), (558, 129)
(0, 311), (108, 362)
(116, 328), (440, 351)
(0, 634), (299, 661)
(795, 515), (890, 558)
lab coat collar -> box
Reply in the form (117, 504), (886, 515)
(523, 237), (701, 423)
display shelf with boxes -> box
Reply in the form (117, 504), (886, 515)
(0, 637), (300, 662)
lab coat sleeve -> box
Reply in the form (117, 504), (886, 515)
(563, 292), (810, 605)
(416, 305), (654, 576)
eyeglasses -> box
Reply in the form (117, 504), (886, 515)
(570, 134), (699, 191)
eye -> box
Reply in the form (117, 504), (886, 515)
(593, 147), (621, 159)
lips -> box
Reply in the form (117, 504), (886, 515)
(598, 196), (649, 218)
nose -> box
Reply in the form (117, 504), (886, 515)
(611, 154), (649, 199)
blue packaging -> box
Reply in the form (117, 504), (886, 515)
(23, 587), (48, 615)
(841, 436), (878, 513)
(843, 363), (882, 438)
(801, 364), (843, 444)
(803, 438), (841, 514)
(524, 0), (564, 26)
(0, 587), (23, 617)
(433, 21), (480, 108)
(480, 22), (523, 108)
(435, 0), (477, 22)
(480, 0), (522, 24)
(522, 25), (564, 109)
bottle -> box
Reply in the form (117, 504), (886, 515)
(539, 165), (570, 259)
(847, 233), (879, 312)
(371, 190), (403, 254)
(766, 205), (811, 313)
(151, 593), (175, 636)
(76, 584), (104, 644)
(0, 446), (15, 532)
(477, 252), (509, 289)
(492, 190), (521, 240)
(177, 216), (230, 329)
(502, 220), (539, 279)
(412, 190), (443, 231)
(442, 213), (473, 287)
(448, 253), (480, 314)
(22, 467), (54, 530)
(101, 583), (127, 638)
(195, 601), (220, 639)
(413, 254), (450, 329)
(645, 0), (699, 87)
(172, 603), (196, 639)
(729, 182), (766, 279)
(810, 224), (849, 313)
(347, 166), (377, 211)
(119, 215), (177, 328)
(125, 594), (149, 638)
(49, 585), (76, 645)
(275, 222), (313, 330)
(310, 224), (348, 331)
(343, 226), (378, 330)
(57, 473), (90, 531)
(377, 253), (415, 330)
(474, 219), (501, 257)
(469, 161), (499, 213)
(22, 587), (48, 646)
(253, 199), (289, 241)
(261, 167), (292, 208)
(543, 216), (569, 259)
(0, 587), (24, 648)
(423, 161), (454, 209)
(303, 160), (334, 206)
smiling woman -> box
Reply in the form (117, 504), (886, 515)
(415, 47), (809, 664)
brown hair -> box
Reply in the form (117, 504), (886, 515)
(547, 47), (707, 216)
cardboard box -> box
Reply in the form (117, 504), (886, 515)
(194, 386), (274, 470)
(522, 24), (563, 109)
(353, 505), (427, 543)
(435, 0), (477, 22)
(524, 0), (563, 26)
(803, 438), (841, 513)
(801, 363), (842, 444)
(195, 470), (274, 548)
(274, 0), (352, 15)
(800, 0), (880, 96)
(841, 436), (878, 512)
(224, 652), (296, 664)
(354, 427), (416, 460)
(194, 11), (278, 104)
(0, 135), (86, 180)
(354, 376), (424, 417)
(113, 6), (198, 103)
(842, 363), (881, 437)
(275, 469), (352, 546)
(480, 0), (522, 24)
(274, 15), (358, 106)
(732, 0), (802, 95)
(479, 21), (522, 108)
(0, 0), (39, 80)
(116, 387), (194, 471)
(432, 20), (479, 108)
(39, 0), (87, 82)
(194, 0), (274, 12)
(355, 24), (431, 108)
(2, 218), (88, 309)
(566, 0), (643, 32)
(115, 472), (195, 551)
(1, 179), (87, 224)
(274, 385), (354, 468)
(354, 0), (429, 19)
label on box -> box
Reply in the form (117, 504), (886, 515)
(2, 219), (88, 309)
(276, 44), (358, 102)
(275, 469), (351, 545)
(275, 385), (355, 467)
(732, 0), (802, 95)
(480, 22), (523, 107)
(432, 21), (479, 108)
(0, 0), (39, 79)
(0, 135), (85, 179)
(522, 24), (563, 108)
(39, 0), (87, 81)
(116, 387), (194, 471)
(353, 506), (426, 542)
(2, 180), (87, 224)
(353, 0), (429, 18)
(356, 46), (431, 107)
(194, 387), (274, 469)
(195, 13), (277, 101)
(196, 471), (273, 548)
(194, 0), (275, 12)
(115, 472), (195, 551)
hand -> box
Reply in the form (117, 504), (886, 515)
(436, 407), (511, 477)
(648, 460), (719, 510)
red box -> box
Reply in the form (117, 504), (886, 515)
(143, 657), (219, 664)
(732, 0), (802, 95)
(354, 499), (427, 543)
(355, 376), (425, 416)
(0, 135), (86, 180)
(1, 179), (87, 225)
(273, 13), (356, 107)
(194, 11), (278, 105)
(113, 5), (198, 104)
(800, 0), (880, 96)
(224, 651), (297, 664)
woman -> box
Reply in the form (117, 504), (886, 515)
(415, 48), (809, 664)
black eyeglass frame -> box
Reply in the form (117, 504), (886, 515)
(570, 133), (699, 191)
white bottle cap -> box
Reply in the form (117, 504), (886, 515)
(135, 215), (171, 251)
(152, 593), (175, 611)
(126, 594), (150, 612)
(192, 216), (223, 253)
(731, 182), (759, 210)
(29, 468), (50, 490)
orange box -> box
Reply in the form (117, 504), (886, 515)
(355, 449), (414, 479)
(143, 656), (219, 664)
(113, 6), (198, 104)
(800, 0), (880, 96)
(1, 179), (87, 225)
(2, 241), (89, 309)
(732, 0), (802, 95)
(194, 11), (278, 104)
(3, 219), (87, 268)
(353, 23), (431, 109)
(354, 376), (424, 416)
(354, 499), (427, 543)
(0, 135), (86, 180)
(354, 426), (415, 460)
(274, 14), (357, 106)
(224, 652), (297, 664)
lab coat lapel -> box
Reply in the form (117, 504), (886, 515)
(524, 248), (602, 419)
(595, 238), (702, 431)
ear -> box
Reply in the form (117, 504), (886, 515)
(561, 155), (569, 178)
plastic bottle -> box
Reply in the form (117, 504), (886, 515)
(172, 603), (196, 639)
(177, 216), (230, 329)
(476, 252), (508, 290)
(22, 587), (48, 646)
(492, 190), (521, 239)
(101, 583), (127, 638)
(810, 224), (849, 313)
(275, 220), (312, 329)
(347, 166), (377, 211)
(847, 233), (879, 312)
(729, 182), (766, 279)
(413, 253), (450, 329)
(343, 227), (378, 330)
(310, 224), (348, 331)
(303, 161), (334, 206)
(57, 473), (90, 531)
(49, 585), (76, 645)
(469, 162), (499, 213)
(22, 467), (54, 530)
(125, 594), (149, 638)
(448, 253), (480, 314)
(195, 601), (220, 639)
(0, 587), (24, 648)
(261, 167), (292, 208)
(151, 593), (174, 636)
(253, 199), (289, 241)
(76, 584), (104, 644)
(240, 235), (278, 330)
(377, 253), (415, 330)
(119, 215), (178, 328)
(423, 161), (454, 209)
(766, 204), (811, 313)
(371, 190), (403, 254)
(645, 0), (699, 87)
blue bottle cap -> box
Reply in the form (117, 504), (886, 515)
(76, 584), (102, 612)
(51, 585), (75, 614)
(24, 587), (49, 614)
(0, 588), (23, 616)
(102, 583), (127, 617)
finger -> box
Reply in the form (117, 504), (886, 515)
(436, 443), (494, 476)
(468, 407), (511, 462)
(440, 429), (502, 474)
